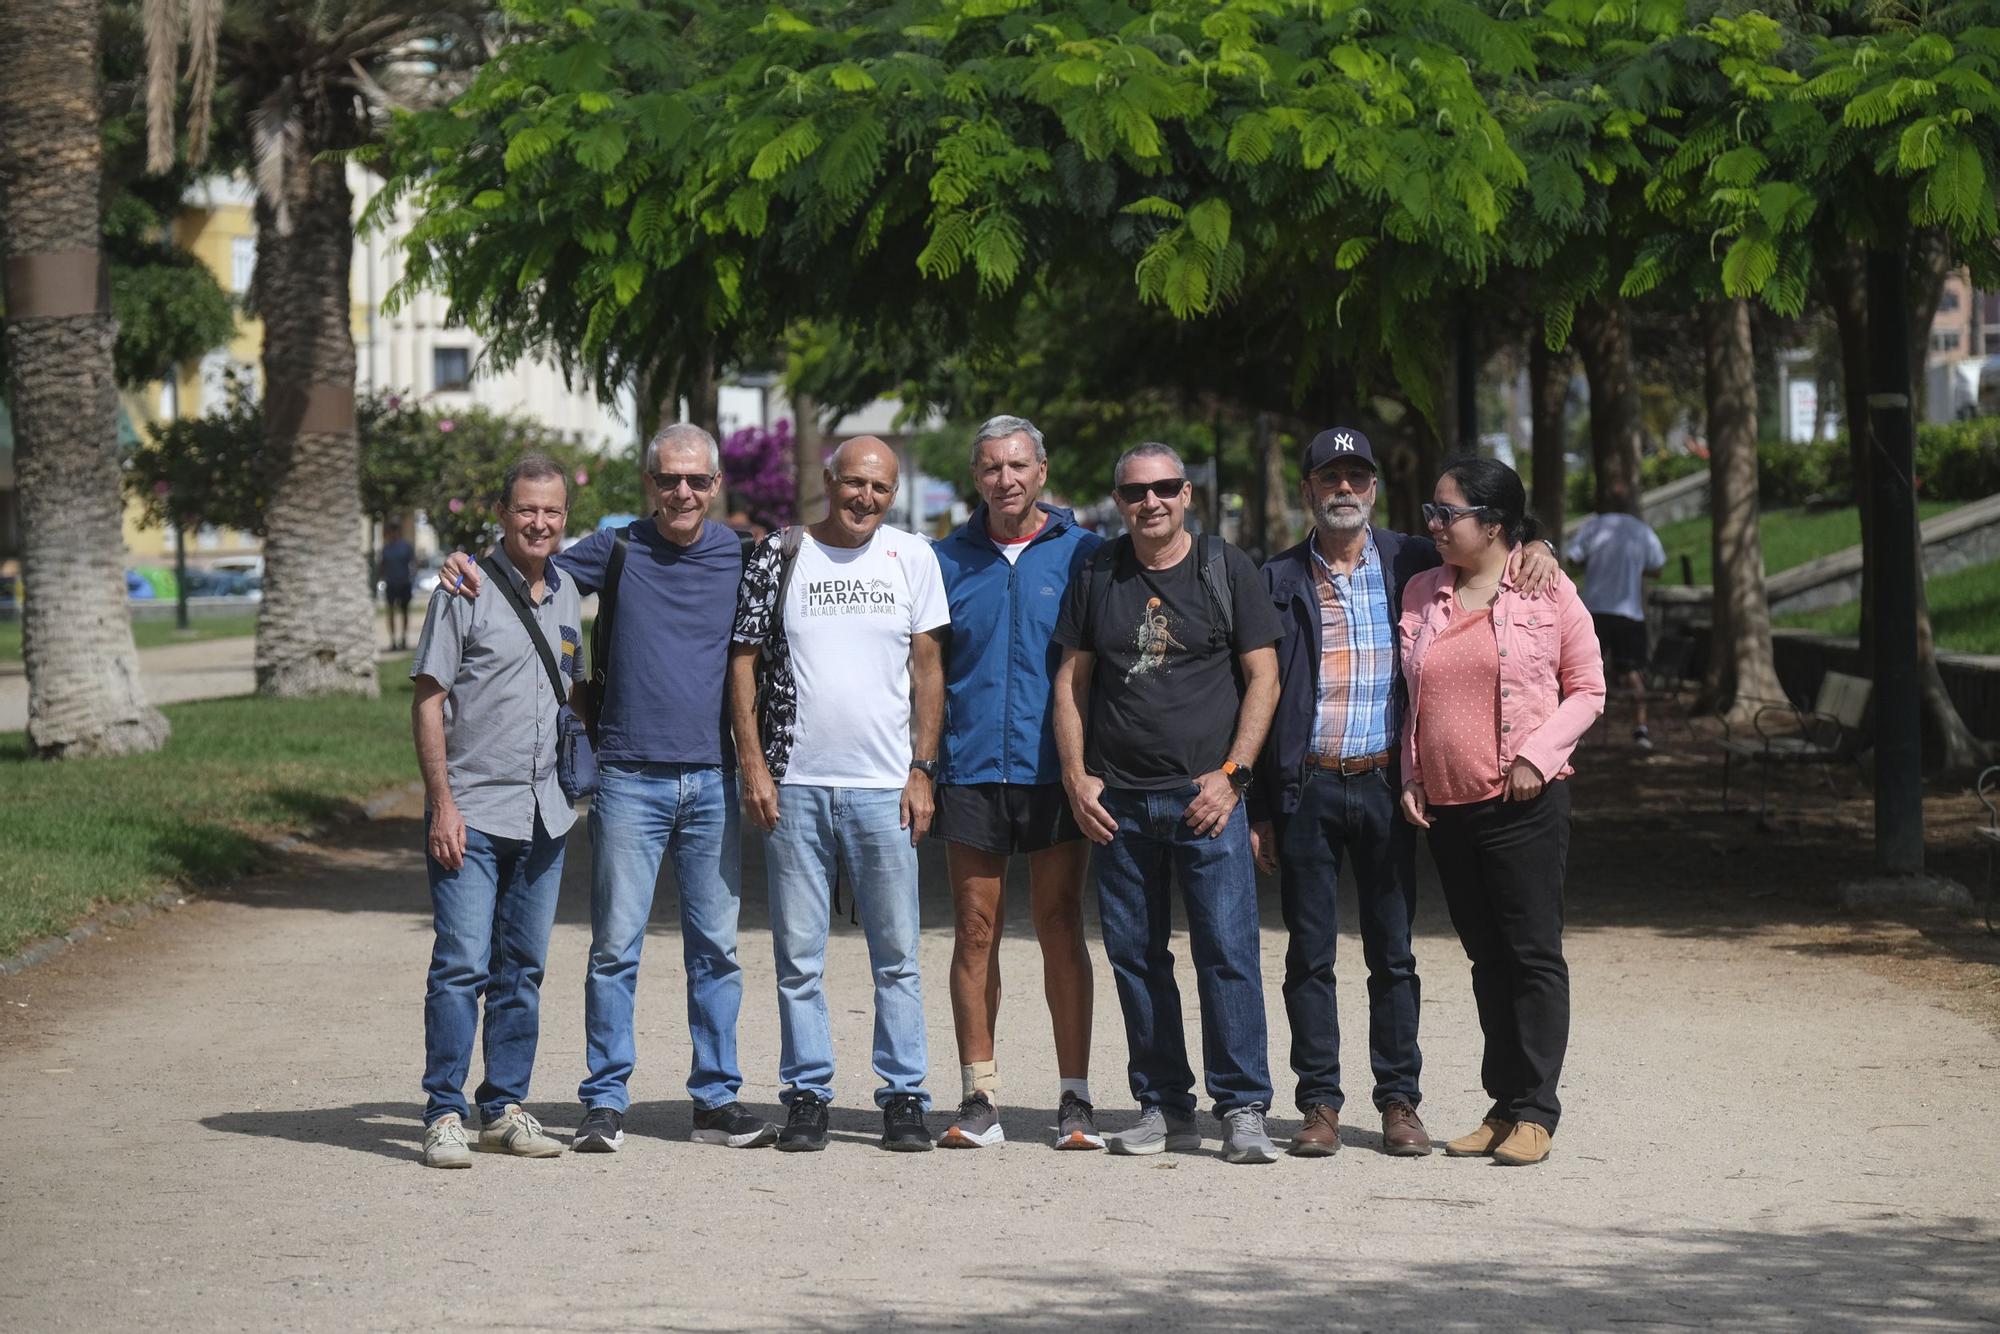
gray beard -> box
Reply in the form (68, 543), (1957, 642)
(1317, 504), (1368, 533)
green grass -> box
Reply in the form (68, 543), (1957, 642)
(1650, 502), (1961, 586)
(0, 613), (261, 664)
(0, 663), (417, 959)
(1777, 557), (2000, 656)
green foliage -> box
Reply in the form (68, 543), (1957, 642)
(125, 370), (268, 535)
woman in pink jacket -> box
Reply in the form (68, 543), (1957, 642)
(1397, 458), (1604, 1167)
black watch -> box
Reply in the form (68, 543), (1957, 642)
(1223, 761), (1252, 793)
(910, 758), (939, 780)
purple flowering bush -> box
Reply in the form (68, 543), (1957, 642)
(722, 418), (797, 527)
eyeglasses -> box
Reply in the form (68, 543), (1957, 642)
(1421, 501), (1485, 528)
(505, 505), (568, 522)
(649, 471), (717, 493)
(1114, 478), (1188, 504)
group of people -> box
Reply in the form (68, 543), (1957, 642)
(408, 412), (1609, 1171)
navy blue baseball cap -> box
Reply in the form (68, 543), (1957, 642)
(1303, 426), (1379, 474)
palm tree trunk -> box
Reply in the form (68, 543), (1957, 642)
(1573, 299), (1644, 513)
(1528, 337), (1570, 540)
(1699, 299), (1786, 720)
(0, 0), (169, 757)
(252, 158), (377, 698)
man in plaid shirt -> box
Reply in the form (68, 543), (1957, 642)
(1251, 427), (1556, 1160)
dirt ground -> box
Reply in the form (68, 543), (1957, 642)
(2, 716), (1997, 1331)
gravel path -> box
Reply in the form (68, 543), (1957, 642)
(2, 785), (1996, 1331)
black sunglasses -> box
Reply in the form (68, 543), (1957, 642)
(1421, 501), (1486, 527)
(650, 471), (717, 493)
(1114, 478), (1188, 504)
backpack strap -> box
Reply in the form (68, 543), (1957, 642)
(1083, 535), (1126, 646)
(477, 555), (568, 706)
(774, 524), (806, 630)
(1197, 532), (1234, 647)
(588, 533), (628, 689)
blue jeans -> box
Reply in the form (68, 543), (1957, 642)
(765, 784), (928, 1109)
(1273, 765), (1422, 1113)
(579, 762), (743, 1112)
(423, 814), (566, 1126)
(1095, 786), (1273, 1118)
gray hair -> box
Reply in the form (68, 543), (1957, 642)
(644, 421), (721, 475)
(499, 452), (572, 507)
(1113, 441), (1185, 486)
(970, 414), (1046, 467)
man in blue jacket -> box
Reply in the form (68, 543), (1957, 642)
(1252, 427), (1555, 1159)
(930, 415), (1105, 1151)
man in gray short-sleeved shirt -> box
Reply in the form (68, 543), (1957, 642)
(408, 454), (582, 1169)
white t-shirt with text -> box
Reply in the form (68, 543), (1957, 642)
(780, 524), (950, 788)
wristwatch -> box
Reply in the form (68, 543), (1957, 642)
(910, 758), (939, 780)
(1222, 761), (1252, 793)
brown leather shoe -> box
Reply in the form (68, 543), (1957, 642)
(1380, 1100), (1432, 1156)
(1444, 1116), (1512, 1157)
(1288, 1103), (1340, 1157)
(1491, 1120), (1552, 1166)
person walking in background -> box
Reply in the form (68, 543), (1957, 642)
(408, 455), (581, 1168)
(1253, 427), (1560, 1160)
(1565, 482), (1666, 750)
(730, 436), (950, 1154)
(380, 521), (416, 652)
(931, 415), (1105, 1151)
(1398, 458), (1604, 1168)
(1053, 442), (1284, 1165)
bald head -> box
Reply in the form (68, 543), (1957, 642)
(828, 434), (900, 482)
(819, 434), (900, 546)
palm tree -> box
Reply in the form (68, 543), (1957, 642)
(0, 0), (171, 756)
(144, 1), (486, 697)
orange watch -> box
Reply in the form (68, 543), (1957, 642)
(1222, 761), (1252, 792)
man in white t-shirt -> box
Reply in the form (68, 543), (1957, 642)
(728, 436), (950, 1154)
(1565, 484), (1667, 749)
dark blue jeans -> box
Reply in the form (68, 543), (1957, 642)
(422, 813), (566, 1126)
(1273, 765), (1422, 1114)
(1095, 786), (1273, 1118)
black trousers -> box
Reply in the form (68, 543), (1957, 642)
(1426, 781), (1571, 1132)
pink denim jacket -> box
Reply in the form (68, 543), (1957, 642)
(1398, 559), (1606, 788)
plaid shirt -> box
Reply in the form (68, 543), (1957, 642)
(1310, 534), (1395, 761)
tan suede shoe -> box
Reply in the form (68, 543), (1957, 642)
(1491, 1121), (1552, 1166)
(1443, 1116), (1512, 1157)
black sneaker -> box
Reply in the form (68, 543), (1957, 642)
(691, 1101), (778, 1149)
(881, 1093), (933, 1152)
(775, 1093), (829, 1153)
(572, 1105), (624, 1153)
(1054, 1091), (1104, 1151)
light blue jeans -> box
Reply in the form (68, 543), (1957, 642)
(579, 762), (743, 1112)
(766, 784), (929, 1109)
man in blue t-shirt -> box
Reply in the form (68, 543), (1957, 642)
(444, 423), (773, 1155)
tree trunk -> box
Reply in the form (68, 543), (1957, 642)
(1825, 238), (1991, 770)
(1573, 299), (1644, 513)
(1528, 338), (1570, 541)
(252, 158), (377, 698)
(1699, 300), (1787, 720)
(0, 0), (169, 757)
(1242, 411), (1270, 558)
(791, 390), (827, 523)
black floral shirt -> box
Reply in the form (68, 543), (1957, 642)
(730, 530), (799, 778)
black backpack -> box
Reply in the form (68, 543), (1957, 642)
(1083, 532), (1235, 648)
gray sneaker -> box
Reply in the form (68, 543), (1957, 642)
(1220, 1106), (1279, 1164)
(1106, 1107), (1202, 1156)
(937, 1092), (1004, 1148)
(421, 1113), (472, 1169)
(478, 1104), (563, 1158)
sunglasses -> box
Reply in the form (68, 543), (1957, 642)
(1422, 501), (1490, 528)
(650, 471), (717, 493)
(1114, 478), (1188, 504)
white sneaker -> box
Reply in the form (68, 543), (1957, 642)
(422, 1114), (472, 1169)
(478, 1104), (563, 1158)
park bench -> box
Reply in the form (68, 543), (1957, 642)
(1978, 765), (2000, 934)
(1719, 670), (1873, 819)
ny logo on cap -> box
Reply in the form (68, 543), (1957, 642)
(1334, 432), (1355, 451)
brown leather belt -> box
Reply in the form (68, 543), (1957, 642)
(1308, 749), (1393, 776)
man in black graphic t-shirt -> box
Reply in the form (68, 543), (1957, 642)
(1051, 442), (1284, 1165)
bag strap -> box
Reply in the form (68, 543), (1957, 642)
(1197, 531), (1234, 647)
(589, 534), (628, 686)
(478, 554), (567, 706)
(772, 525), (806, 633)
(1083, 535), (1125, 644)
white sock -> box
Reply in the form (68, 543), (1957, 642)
(1059, 1078), (1092, 1105)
